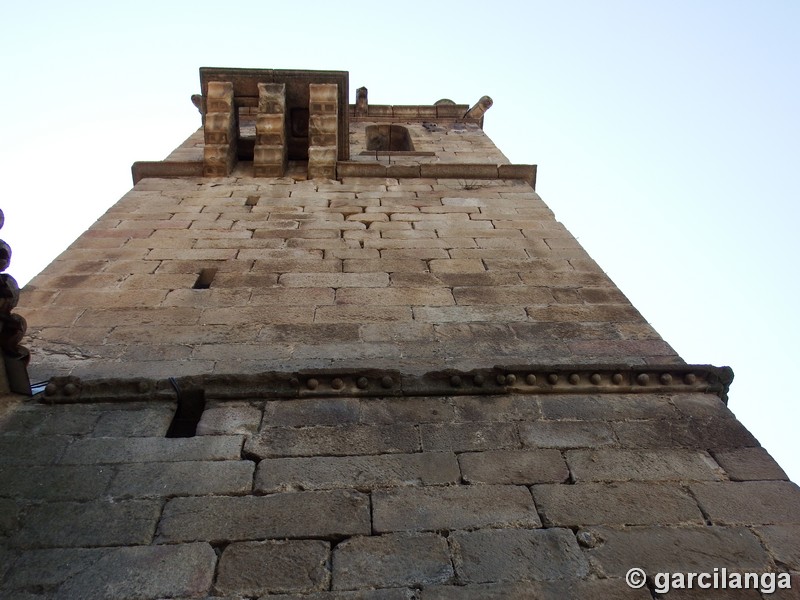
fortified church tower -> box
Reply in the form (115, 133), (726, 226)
(0, 68), (797, 598)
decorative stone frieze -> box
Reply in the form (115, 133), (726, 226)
(203, 81), (237, 177)
(39, 364), (733, 404)
(307, 83), (338, 179)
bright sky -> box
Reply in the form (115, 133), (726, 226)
(2, 1), (798, 480)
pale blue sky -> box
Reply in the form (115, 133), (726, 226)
(2, 1), (798, 480)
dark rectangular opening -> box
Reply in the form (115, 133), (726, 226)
(192, 268), (217, 290)
(166, 388), (206, 438)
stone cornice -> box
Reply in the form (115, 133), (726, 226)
(40, 364), (734, 405)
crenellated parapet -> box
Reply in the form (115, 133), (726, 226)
(0, 208), (30, 395)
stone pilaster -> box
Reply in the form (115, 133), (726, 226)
(253, 83), (287, 178)
(307, 83), (338, 179)
(203, 81), (237, 177)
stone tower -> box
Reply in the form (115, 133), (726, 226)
(1, 68), (797, 598)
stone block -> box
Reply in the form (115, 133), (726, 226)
(566, 449), (724, 482)
(1, 406), (100, 436)
(458, 449), (568, 484)
(261, 591), (417, 600)
(712, 447), (789, 481)
(13, 499), (160, 548)
(420, 422), (519, 451)
(755, 524), (800, 570)
(450, 395), (540, 422)
(215, 539), (329, 596)
(372, 485), (540, 533)
(157, 490), (370, 543)
(309, 83), (339, 105)
(245, 424), (419, 458)
(532, 482), (704, 527)
(315, 305), (413, 323)
(108, 460), (254, 498)
(2, 543), (216, 599)
(578, 525), (771, 577)
(450, 527), (589, 584)
(612, 418), (760, 450)
(254, 145), (286, 164)
(0, 497), (18, 535)
(538, 394), (679, 421)
(262, 397), (360, 427)
(0, 435), (70, 465)
(519, 420), (617, 448)
(335, 287), (454, 306)
(279, 272), (389, 287)
(422, 579), (651, 599)
(91, 405), (174, 437)
(453, 286), (553, 306)
(0, 464), (112, 501)
(196, 404), (262, 435)
(255, 452), (459, 492)
(332, 533), (453, 591)
(359, 396), (454, 424)
(690, 481), (800, 525)
(60, 435), (242, 464)
(258, 82), (286, 110)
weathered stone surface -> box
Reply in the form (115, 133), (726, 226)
(262, 397), (361, 426)
(13, 500), (160, 548)
(450, 527), (589, 583)
(0, 464), (112, 500)
(566, 449), (724, 482)
(1, 406), (99, 436)
(518, 420), (616, 448)
(450, 395), (540, 422)
(109, 460), (254, 497)
(579, 526), (771, 577)
(263, 591), (417, 600)
(612, 418), (759, 450)
(712, 447), (788, 481)
(60, 435), (243, 464)
(157, 490), (370, 542)
(372, 485), (540, 533)
(255, 452), (459, 492)
(245, 424), (419, 458)
(421, 579), (651, 599)
(0, 497), (17, 535)
(420, 422), (519, 451)
(0, 435), (69, 465)
(196, 403), (263, 435)
(538, 395), (678, 421)
(215, 539), (329, 596)
(690, 481), (800, 525)
(359, 396), (455, 424)
(91, 405), (174, 437)
(332, 533), (453, 590)
(532, 482), (704, 526)
(755, 524), (800, 570)
(458, 449), (568, 484)
(1, 542), (216, 599)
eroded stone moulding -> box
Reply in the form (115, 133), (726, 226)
(0, 207), (31, 395)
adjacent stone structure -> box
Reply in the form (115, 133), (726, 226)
(2, 67), (797, 599)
